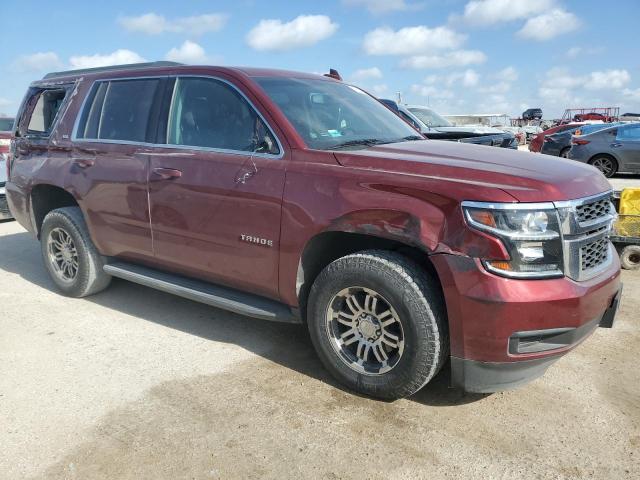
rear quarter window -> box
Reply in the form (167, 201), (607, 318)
(23, 88), (68, 136)
(76, 78), (161, 142)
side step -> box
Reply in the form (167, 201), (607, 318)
(103, 262), (300, 324)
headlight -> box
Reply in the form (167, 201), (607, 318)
(462, 201), (563, 279)
(0, 139), (10, 147)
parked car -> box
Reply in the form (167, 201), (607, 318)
(0, 116), (15, 220)
(499, 126), (526, 145)
(542, 123), (625, 158)
(573, 112), (614, 123)
(523, 108), (543, 120)
(521, 125), (543, 142)
(529, 123), (584, 152)
(568, 123), (640, 177)
(7, 62), (621, 399)
(380, 100), (517, 148)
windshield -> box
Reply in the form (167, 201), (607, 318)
(407, 107), (452, 128)
(255, 77), (421, 150)
(0, 118), (14, 131)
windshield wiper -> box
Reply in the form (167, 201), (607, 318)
(328, 138), (388, 150)
(400, 135), (424, 141)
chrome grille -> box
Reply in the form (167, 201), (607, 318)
(581, 238), (609, 271)
(555, 191), (615, 281)
(575, 198), (611, 223)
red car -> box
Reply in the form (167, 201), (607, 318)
(573, 113), (613, 123)
(529, 123), (584, 152)
(6, 63), (621, 399)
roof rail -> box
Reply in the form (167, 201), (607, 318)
(42, 61), (184, 80)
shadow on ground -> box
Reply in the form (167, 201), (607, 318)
(0, 230), (488, 406)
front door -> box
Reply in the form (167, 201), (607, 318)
(147, 76), (286, 299)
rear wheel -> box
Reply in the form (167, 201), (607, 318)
(589, 155), (617, 177)
(620, 245), (640, 270)
(40, 207), (111, 297)
(308, 250), (448, 400)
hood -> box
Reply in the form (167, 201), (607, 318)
(333, 140), (611, 203)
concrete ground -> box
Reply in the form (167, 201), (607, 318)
(0, 220), (638, 480)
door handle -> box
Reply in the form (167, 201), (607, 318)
(152, 167), (182, 180)
(610, 143), (623, 148)
(73, 158), (95, 168)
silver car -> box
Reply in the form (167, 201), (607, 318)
(568, 123), (640, 177)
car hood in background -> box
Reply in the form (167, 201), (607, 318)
(333, 140), (611, 203)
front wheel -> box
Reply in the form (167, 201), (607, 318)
(589, 155), (617, 177)
(40, 207), (111, 297)
(307, 250), (448, 400)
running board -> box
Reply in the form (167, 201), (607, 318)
(103, 262), (300, 324)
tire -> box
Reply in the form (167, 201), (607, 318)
(307, 250), (448, 400)
(589, 155), (617, 177)
(560, 147), (570, 158)
(620, 245), (640, 270)
(40, 207), (111, 297)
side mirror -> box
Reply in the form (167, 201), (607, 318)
(255, 135), (278, 155)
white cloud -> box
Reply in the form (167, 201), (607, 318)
(496, 66), (518, 82)
(461, 0), (553, 26)
(165, 41), (209, 64)
(480, 81), (511, 94)
(12, 52), (63, 72)
(349, 67), (383, 81)
(441, 69), (480, 87)
(370, 84), (389, 96)
(363, 25), (465, 56)
(342, 0), (420, 14)
(69, 50), (146, 69)
(541, 68), (631, 93)
(565, 46), (604, 59)
(119, 13), (228, 35)
(410, 84), (454, 99)
(518, 9), (580, 41)
(246, 15), (338, 51)
(622, 88), (640, 102)
(400, 50), (486, 69)
(585, 69), (630, 90)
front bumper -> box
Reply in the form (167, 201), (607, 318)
(431, 254), (621, 392)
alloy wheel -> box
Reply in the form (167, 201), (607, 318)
(591, 157), (615, 177)
(47, 227), (79, 283)
(325, 287), (404, 375)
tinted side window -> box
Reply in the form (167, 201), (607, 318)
(26, 89), (67, 136)
(77, 79), (160, 142)
(167, 77), (279, 154)
(617, 126), (640, 141)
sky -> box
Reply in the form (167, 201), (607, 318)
(1, 0), (639, 119)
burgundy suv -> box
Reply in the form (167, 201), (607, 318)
(6, 63), (622, 400)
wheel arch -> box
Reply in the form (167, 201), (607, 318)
(295, 229), (443, 321)
(30, 183), (80, 238)
(588, 152), (619, 169)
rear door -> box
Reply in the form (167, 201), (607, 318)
(72, 77), (168, 261)
(614, 124), (640, 171)
(146, 76), (286, 299)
